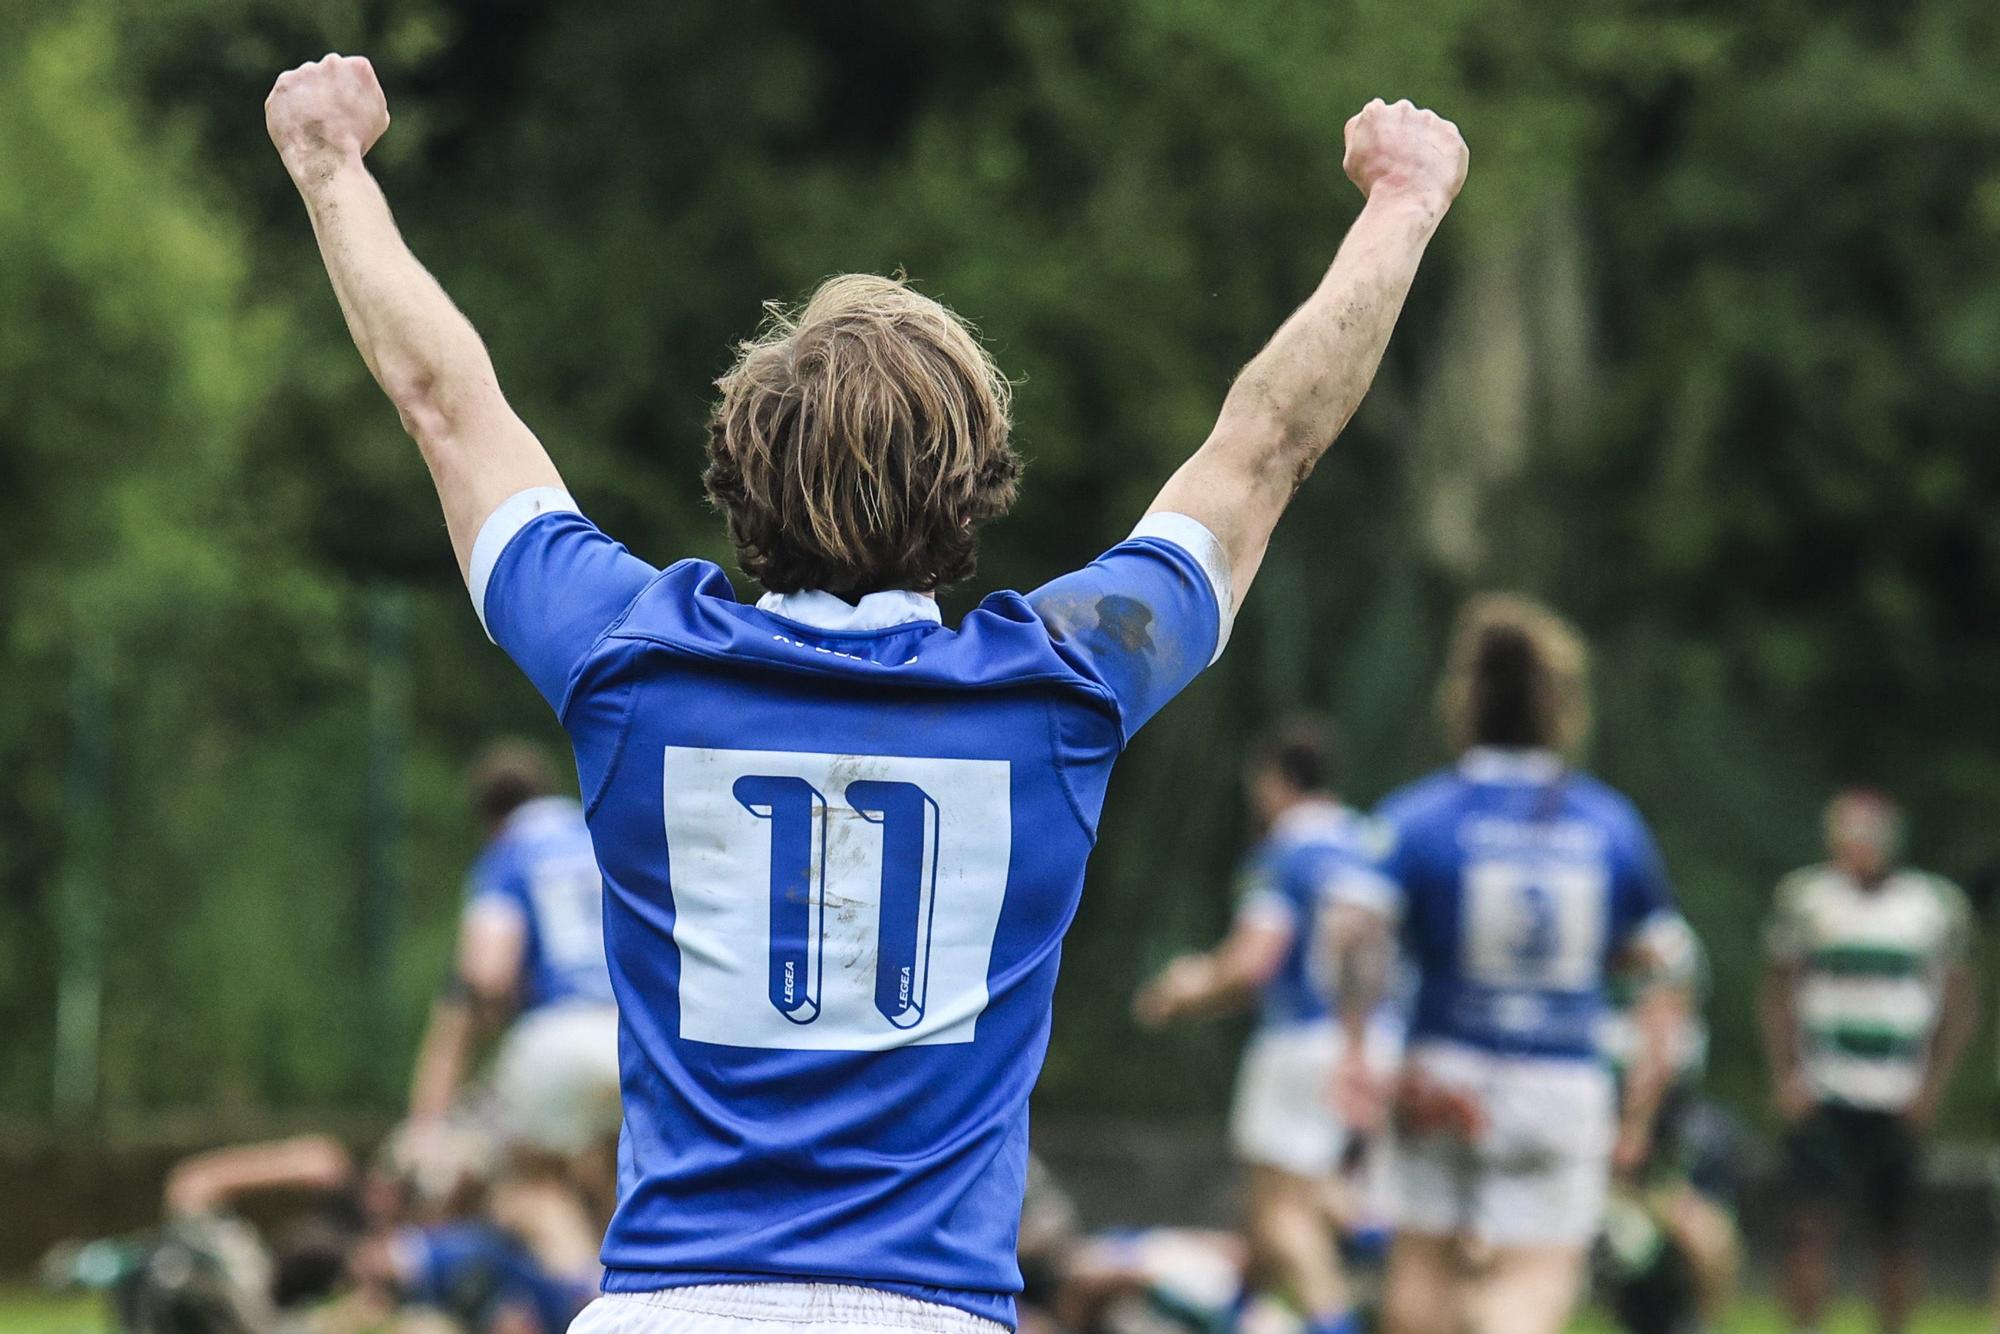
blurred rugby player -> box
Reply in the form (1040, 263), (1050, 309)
(1761, 789), (1976, 1334)
(1135, 719), (1395, 1334)
(409, 741), (621, 1182)
(1329, 596), (1686, 1334)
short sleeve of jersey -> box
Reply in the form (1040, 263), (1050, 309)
(1933, 876), (1973, 963)
(1608, 805), (1677, 947)
(1764, 872), (1812, 964)
(462, 846), (527, 926)
(1233, 858), (1295, 932)
(469, 488), (659, 712)
(1026, 513), (1233, 740)
(1324, 816), (1404, 918)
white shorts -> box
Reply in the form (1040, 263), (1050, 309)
(1389, 1041), (1613, 1248)
(491, 1002), (622, 1156)
(1229, 1019), (1400, 1177)
(569, 1285), (1008, 1334)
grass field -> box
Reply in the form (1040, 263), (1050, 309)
(0, 1291), (1989, 1332)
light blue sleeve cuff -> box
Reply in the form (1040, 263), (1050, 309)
(466, 486), (580, 640)
(1324, 866), (1404, 920)
(1129, 511), (1235, 665)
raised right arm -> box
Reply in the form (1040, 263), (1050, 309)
(1149, 99), (1467, 600)
(267, 54), (563, 579)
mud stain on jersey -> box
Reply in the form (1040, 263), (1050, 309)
(1093, 595), (1155, 655)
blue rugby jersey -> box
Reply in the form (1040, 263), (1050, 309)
(1234, 800), (1383, 1029)
(468, 487), (1232, 1328)
(464, 795), (615, 1012)
(1356, 747), (1677, 1061)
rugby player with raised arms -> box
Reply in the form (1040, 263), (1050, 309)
(266, 51), (1467, 1334)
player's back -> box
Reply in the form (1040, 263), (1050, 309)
(1242, 800), (1376, 1029)
(1375, 747), (1674, 1060)
(470, 795), (613, 1011)
(473, 497), (1229, 1326)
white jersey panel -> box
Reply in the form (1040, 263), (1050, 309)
(664, 745), (1011, 1052)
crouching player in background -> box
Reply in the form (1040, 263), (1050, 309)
(1327, 595), (1685, 1334)
(1760, 789), (1976, 1334)
(43, 1129), (594, 1334)
(1595, 918), (1743, 1334)
(1134, 718), (1399, 1334)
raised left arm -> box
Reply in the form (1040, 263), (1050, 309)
(1614, 969), (1688, 1175)
(266, 54), (563, 577)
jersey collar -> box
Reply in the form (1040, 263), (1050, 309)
(499, 795), (580, 836)
(1270, 796), (1352, 841)
(1459, 746), (1565, 785)
(754, 588), (942, 633)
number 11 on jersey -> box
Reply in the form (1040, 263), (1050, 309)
(669, 746), (1010, 1052)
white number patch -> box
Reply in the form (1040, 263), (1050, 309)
(524, 855), (609, 971)
(1461, 858), (1608, 989)
(663, 746), (1011, 1051)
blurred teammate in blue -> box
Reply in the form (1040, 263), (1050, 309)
(408, 741), (622, 1181)
(268, 50), (1468, 1334)
(1133, 718), (1395, 1334)
(1328, 595), (1686, 1334)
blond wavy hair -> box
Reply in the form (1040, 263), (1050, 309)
(703, 274), (1021, 598)
(1439, 593), (1592, 758)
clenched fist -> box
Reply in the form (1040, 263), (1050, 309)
(1342, 98), (1468, 214)
(266, 54), (389, 185)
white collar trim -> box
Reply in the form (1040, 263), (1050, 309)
(755, 588), (942, 632)
(1459, 747), (1565, 784)
(1271, 796), (1352, 840)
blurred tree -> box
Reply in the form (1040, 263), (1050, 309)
(1, 0), (1996, 1127)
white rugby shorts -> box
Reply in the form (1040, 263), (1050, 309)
(569, 1284), (1007, 1334)
(1389, 1039), (1614, 1247)
(491, 1001), (622, 1156)
(1228, 1017), (1401, 1177)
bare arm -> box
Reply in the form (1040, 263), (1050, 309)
(407, 996), (478, 1122)
(408, 907), (525, 1119)
(266, 55), (561, 577)
(1327, 902), (1394, 1050)
(1150, 99), (1468, 599)
(1613, 965), (1689, 1174)
(164, 1135), (354, 1218)
(1760, 959), (1810, 1121)
(1911, 961), (1978, 1128)
(1326, 901), (1396, 1130)
(1132, 919), (1291, 1027)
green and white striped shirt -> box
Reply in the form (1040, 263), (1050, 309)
(1766, 864), (1970, 1111)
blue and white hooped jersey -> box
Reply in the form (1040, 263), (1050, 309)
(468, 488), (1232, 1329)
(464, 795), (615, 1012)
(1351, 747), (1678, 1061)
(1234, 800), (1387, 1029)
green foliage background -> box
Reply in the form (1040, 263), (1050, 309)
(3, 0), (1999, 1128)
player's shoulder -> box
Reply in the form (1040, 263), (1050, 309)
(1772, 862), (1837, 912)
(467, 832), (527, 897)
(1776, 862), (1834, 895)
(1556, 769), (1647, 826)
(1375, 768), (1471, 830)
(599, 557), (745, 642)
(510, 794), (590, 841)
(1898, 867), (1969, 915)
(598, 560), (1146, 735)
